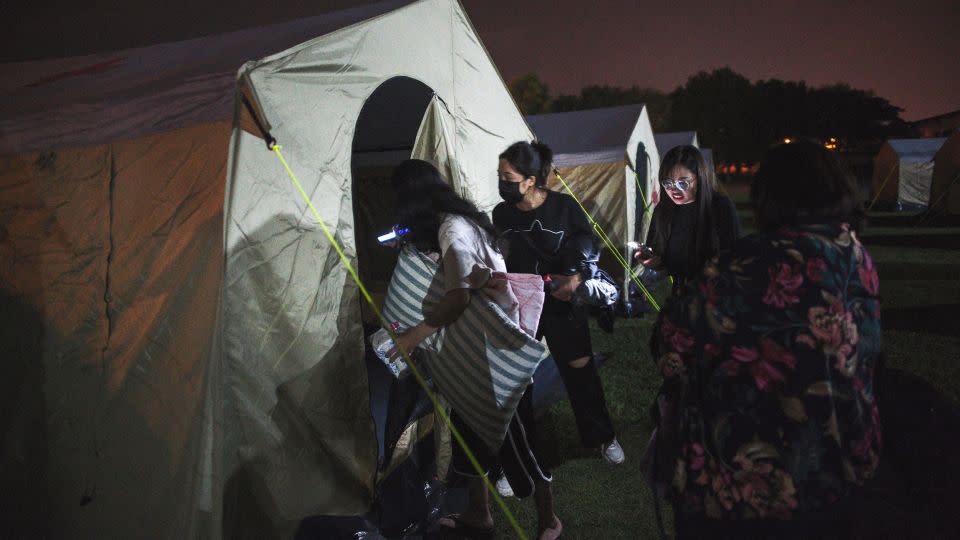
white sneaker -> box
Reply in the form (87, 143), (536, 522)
(495, 473), (514, 497)
(601, 438), (625, 465)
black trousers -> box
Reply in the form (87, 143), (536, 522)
(539, 305), (616, 448)
(450, 386), (550, 499)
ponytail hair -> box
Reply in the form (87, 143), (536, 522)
(499, 140), (554, 187)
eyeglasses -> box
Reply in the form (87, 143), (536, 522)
(661, 177), (694, 191)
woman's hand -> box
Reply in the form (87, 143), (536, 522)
(633, 244), (661, 269)
(637, 254), (662, 268)
(547, 273), (582, 302)
(387, 323), (436, 361)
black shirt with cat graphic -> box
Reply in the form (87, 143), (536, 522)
(492, 190), (594, 277)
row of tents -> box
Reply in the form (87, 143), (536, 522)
(0, 0), (706, 537)
(871, 133), (960, 215)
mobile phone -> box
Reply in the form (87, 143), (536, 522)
(377, 226), (410, 244)
(634, 243), (655, 259)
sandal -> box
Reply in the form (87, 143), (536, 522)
(436, 514), (495, 539)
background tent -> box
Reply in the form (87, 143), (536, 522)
(654, 130), (699, 157)
(700, 148), (715, 175)
(871, 137), (948, 211)
(930, 131), (960, 216)
(525, 104), (661, 284)
(0, 0), (531, 537)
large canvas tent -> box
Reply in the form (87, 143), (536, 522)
(871, 137), (948, 211)
(930, 131), (960, 216)
(525, 104), (661, 283)
(0, 0), (532, 537)
(654, 130), (699, 157)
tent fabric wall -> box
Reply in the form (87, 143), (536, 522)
(1, 146), (111, 537)
(0, 121), (227, 538)
(931, 131), (960, 215)
(220, 0), (532, 536)
(547, 162), (626, 245)
(872, 138), (948, 209)
(1, 0), (529, 537)
(871, 143), (900, 208)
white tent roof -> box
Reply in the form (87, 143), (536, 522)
(888, 138), (948, 163)
(526, 104), (653, 167)
(0, 0), (416, 154)
(654, 130), (699, 158)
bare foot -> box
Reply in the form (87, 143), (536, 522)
(538, 516), (562, 540)
(437, 513), (494, 532)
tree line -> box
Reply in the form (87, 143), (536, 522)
(510, 68), (911, 164)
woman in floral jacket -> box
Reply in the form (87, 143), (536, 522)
(652, 140), (881, 538)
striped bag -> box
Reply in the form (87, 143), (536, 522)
(382, 246), (547, 451)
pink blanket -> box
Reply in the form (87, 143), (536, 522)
(470, 266), (544, 338)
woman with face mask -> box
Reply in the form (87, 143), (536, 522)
(637, 145), (741, 291)
(492, 141), (624, 466)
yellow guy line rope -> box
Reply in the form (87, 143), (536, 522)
(270, 144), (528, 540)
(553, 169), (661, 312)
(867, 164), (897, 212)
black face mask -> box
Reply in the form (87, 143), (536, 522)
(499, 180), (524, 203)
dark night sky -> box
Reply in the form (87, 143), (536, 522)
(5, 0), (958, 120)
(462, 0), (959, 121)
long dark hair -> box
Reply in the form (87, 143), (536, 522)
(391, 159), (500, 253)
(499, 141), (554, 187)
(648, 145), (719, 268)
(751, 140), (863, 232)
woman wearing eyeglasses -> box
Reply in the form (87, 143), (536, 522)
(637, 145), (741, 291)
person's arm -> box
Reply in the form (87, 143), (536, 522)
(548, 196), (593, 300)
(389, 216), (481, 359)
(388, 288), (469, 360)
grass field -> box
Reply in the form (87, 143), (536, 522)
(491, 213), (960, 538)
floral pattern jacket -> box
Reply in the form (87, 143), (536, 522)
(654, 223), (882, 520)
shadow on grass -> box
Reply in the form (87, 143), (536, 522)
(859, 368), (960, 538)
(883, 303), (960, 336)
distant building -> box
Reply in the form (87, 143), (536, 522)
(912, 110), (960, 138)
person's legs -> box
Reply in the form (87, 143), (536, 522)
(502, 387), (561, 539)
(541, 313), (617, 449)
(460, 476), (493, 530)
(443, 412), (495, 531)
(533, 477), (561, 540)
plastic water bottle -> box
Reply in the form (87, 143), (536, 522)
(370, 321), (408, 378)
